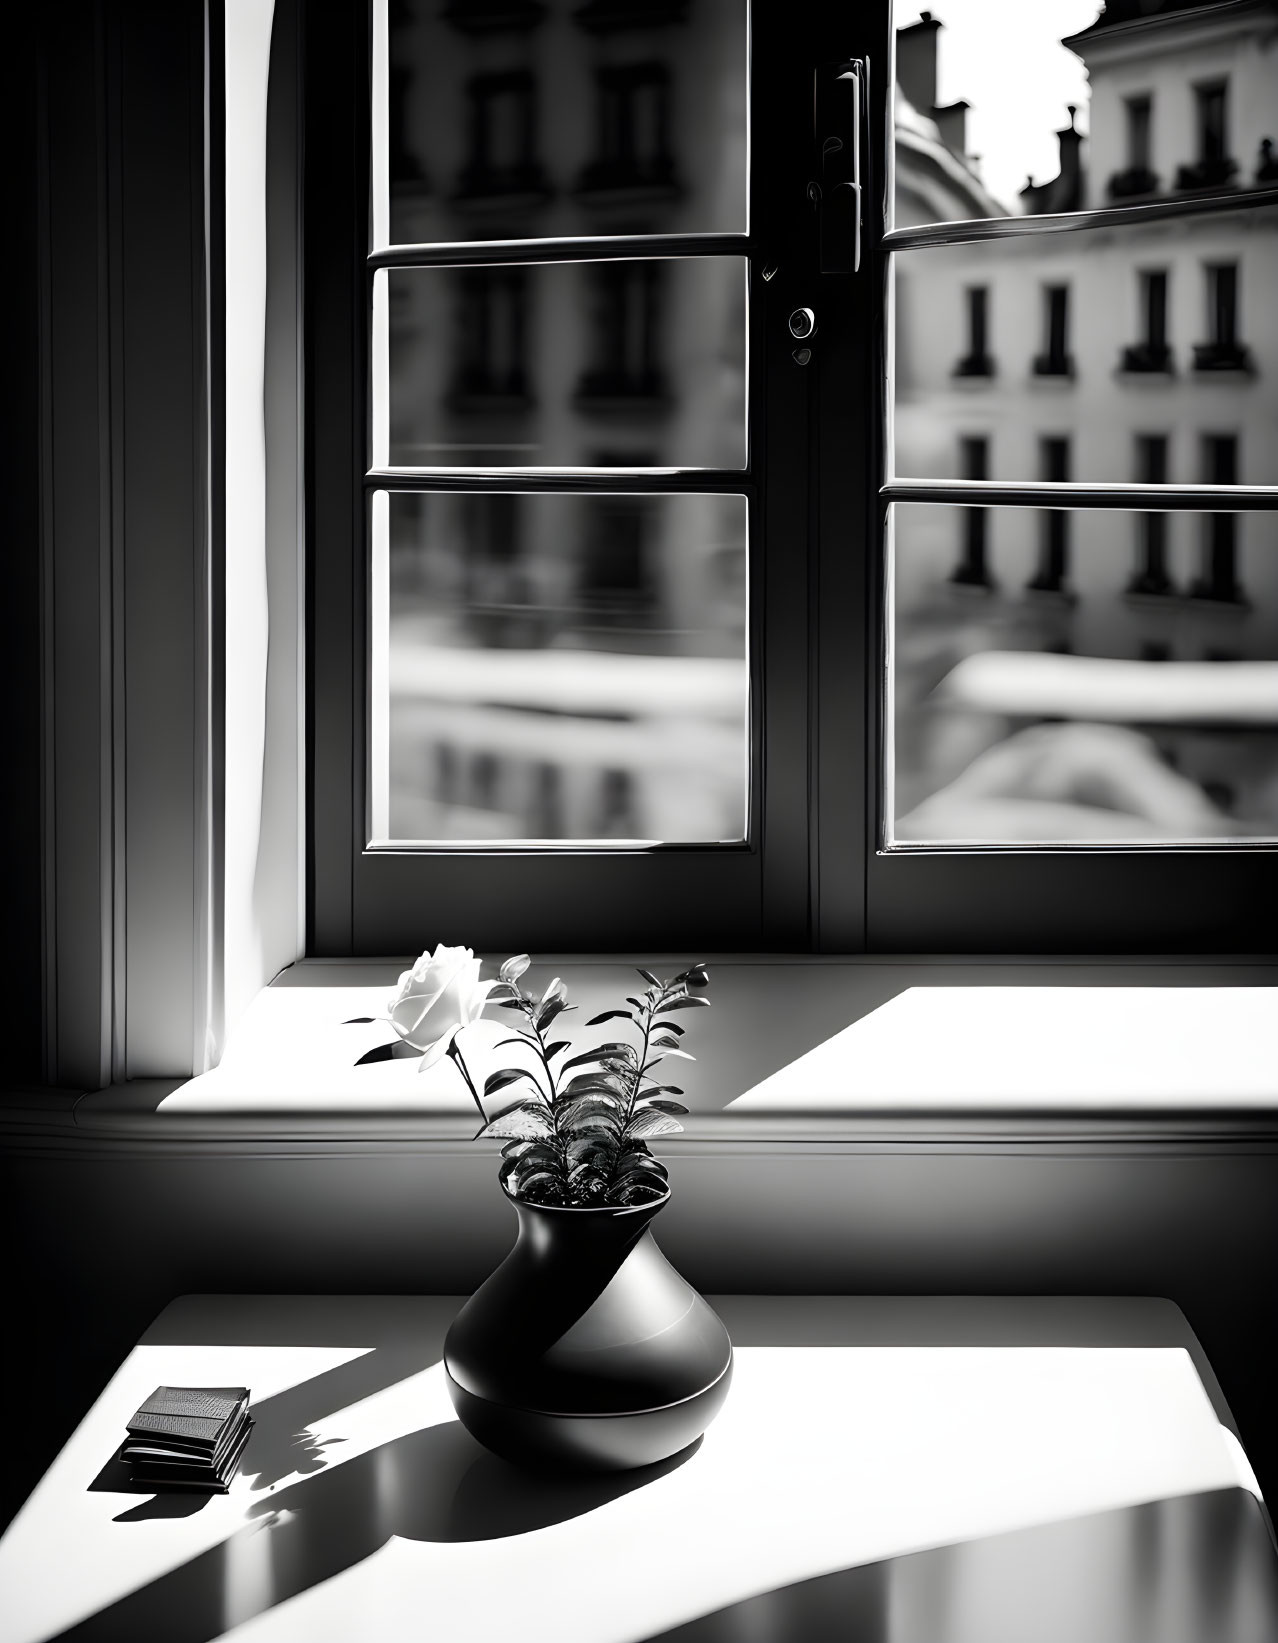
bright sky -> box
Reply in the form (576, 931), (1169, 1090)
(895, 0), (1101, 210)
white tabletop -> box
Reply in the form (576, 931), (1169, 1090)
(1, 1296), (1273, 1643)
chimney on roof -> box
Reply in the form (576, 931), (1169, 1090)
(932, 99), (969, 158)
(1021, 104), (1085, 213)
(1056, 104), (1084, 209)
(897, 9), (941, 118)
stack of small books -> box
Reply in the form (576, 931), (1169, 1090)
(119, 1385), (254, 1492)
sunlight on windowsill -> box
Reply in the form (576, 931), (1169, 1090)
(120, 960), (1278, 1133)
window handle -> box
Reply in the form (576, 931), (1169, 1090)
(815, 57), (869, 275)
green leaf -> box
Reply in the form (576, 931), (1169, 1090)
(564, 1114), (624, 1147)
(536, 995), (575, 1032)
(657, 997), (710, 1013)
(638, 1098), (689, 1115)
(480, 1104), (554, 1142)
(484, 1067), (534, 1098)
(625, 1109), (684, 1140)
(652, 1020), (684, 1036)
(544, 1040), (572, 1060)
(500, 954), (531, 982)
(585, 1009), (633, 1026)
(500, 1139), (559, 1164)
(497, 998), (529, 1011)
(611, 1146), (663, 1174)
(561, 1072), (623, 1099)
(557, 1093), (625, 1129)
(504, 1162), (564, 1202)
(493, 1034), (537, 1051)
(566, 1135), (615, 1171)
(637, 969), (662, 987)
(605, 1175), (668, 1206)
(653, 1045), (696, 1061)
(561, 1042), (631, 1074)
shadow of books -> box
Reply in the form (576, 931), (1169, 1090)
(56, 1420), (700, 1641)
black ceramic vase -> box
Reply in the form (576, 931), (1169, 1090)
(444, 1187), (733, 1473)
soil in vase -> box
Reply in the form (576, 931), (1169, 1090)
(444, 1187), (733, 1473)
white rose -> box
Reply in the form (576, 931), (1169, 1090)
(388, 943), (496, 1068)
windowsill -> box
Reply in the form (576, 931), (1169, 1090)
(54, 955), (1278, 1151)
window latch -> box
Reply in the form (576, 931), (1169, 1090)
(814, 57), (868, 275)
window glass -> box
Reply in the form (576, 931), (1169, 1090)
(889, 503), (1278, 844)
(370, 489), (748, 845)
(380, 0), (748, 245)
(892, 2), (1277, 229)
(891, 203), (1278, 482)
(377, 257), (747, 469)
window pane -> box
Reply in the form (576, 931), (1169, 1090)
(889, 503), (1278, 844)
(377, 257), (747, 468)
(892, 202), (1278, 482)
(892, 3), (1278, 229)
(377, 0), (748, 246)
(371, 490), (748, 844)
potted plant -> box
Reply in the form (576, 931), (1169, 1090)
(373, 946), (734, 1473)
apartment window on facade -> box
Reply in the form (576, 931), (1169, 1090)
(1179, 78), (1236, 190)
(1028, 437), (1071, 593)
(456, 71), (547, 201)
(579, 64), (676, 196)
(576, 261), (667, 401)
(1194, 435), (1244, 603)
(950, 435), (991, 587)
(576, 495), (661, 635)
(450, 269), (531, 407)
(1111, 93), (1156, 197)
(1033, 284), (1073, 377)
(1122, 269), (1171, 372)
(1196, 262), (1249, 371)
(1128, 433), (1173, 596)
(459, 492), (545, 649)
(954, 285), (993, 377)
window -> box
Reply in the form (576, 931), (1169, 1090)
(1110, 94), (1157, 199)
(1127, 436), (1172, 596)
(578, 64), (676, 198)
(1028, 439), (1070, 594)
(1195, 263), (1249, 372)
(308, 1), (1278, 958)
(576, 262), (667, 402)
(1178, 79), (1236, 191)
(1121, 270), (1170, 373)
(450, 270), (531, 407)
(456, 72), (549, 205)
(953, 285), (992, 378)
(1033, 285), (1073, 378)
(885, 3), (1277, 883)
(1194, 437), (1243, 604)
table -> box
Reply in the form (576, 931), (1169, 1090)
(2, 1296), (1276, 1642)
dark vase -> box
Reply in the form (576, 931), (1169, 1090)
(444, 1187), (733, 1473)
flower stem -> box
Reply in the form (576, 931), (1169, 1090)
(449, 1038), (487, 1123)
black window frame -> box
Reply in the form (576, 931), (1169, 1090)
(308, 0), (1277, 960)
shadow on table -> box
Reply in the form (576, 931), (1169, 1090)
(642, 1487), (1278, 1643)
(57, 1421), (700, 1642)
(89, 1325), (439, 1509)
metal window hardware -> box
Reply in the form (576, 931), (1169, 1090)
(788, 307), (816, 340)
(814, 56), (868, 275)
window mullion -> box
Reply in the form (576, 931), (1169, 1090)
(884, 186), (1278, 254)
(369, 232), (753, 270)
(883, 480), (1278, 512)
